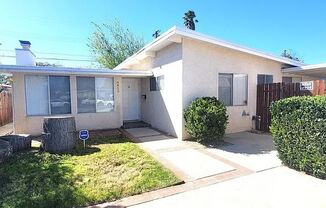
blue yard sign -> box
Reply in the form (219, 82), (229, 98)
(79, 129), (89, 140)
(79, 130), (89, 148)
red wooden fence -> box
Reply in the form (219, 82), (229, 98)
(0, 92), (13, 126)
(256, 80), (325, 132)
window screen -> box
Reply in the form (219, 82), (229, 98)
(233, 74), (248, 106)
(218, 73), (248, 106)
(25, 75), (71, 115)
(77, 77), (114, 113)
(96, 78), (114, 112)
(218, 73), (233, 106)
(157, 75), (164, 90)
(25, 75), (49, 115)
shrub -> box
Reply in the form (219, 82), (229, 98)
(270, 96), (326, 179)
(184, 97), (228, 142)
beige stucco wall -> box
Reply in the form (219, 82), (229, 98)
(12, 73), (123, 136)
(182, 38), (286, 138)
(125, 43), (184, 138)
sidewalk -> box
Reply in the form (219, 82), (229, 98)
(0, 123), (13, 136)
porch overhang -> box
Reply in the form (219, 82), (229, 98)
(282, 63), (326, 79)
(0, 65), (153, 77)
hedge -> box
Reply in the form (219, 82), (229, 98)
(270, 96), (326, 179)
(184, 97), (228, 142)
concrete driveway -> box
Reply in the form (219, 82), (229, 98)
(106, 129), (326, 208)
(131, 166), (326, 208)
(207, 132), (282, 172)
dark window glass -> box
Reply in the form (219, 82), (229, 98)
(150, 77), (157, 91)
(282, 77), (292, 83)
(49, 76), (71, 115)
(257, 74), (273, 84)
(77, 77), (96, 113)
(218, 73), (233, 106)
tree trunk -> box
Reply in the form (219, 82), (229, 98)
(41, 116), (76, 153)
(0, 135), (31, 152)
(0, 139), (12, 163)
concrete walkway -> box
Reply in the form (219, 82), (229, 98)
(124, 128), (239, 182)
(0, 123), (13, 136)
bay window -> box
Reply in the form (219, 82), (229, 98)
(77, 77), (114, 113)
(218, 73), (248, 106)
(25, 75), (71, 116)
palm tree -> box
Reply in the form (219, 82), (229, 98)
(183, 10), (198, 30)
(152, 30), (161, 39)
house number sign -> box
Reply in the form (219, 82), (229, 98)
(300, 81), (313, 91)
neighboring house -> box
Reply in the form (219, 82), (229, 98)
(0, 28), (323, 139)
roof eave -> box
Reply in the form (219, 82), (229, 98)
(114, 26), (178, 69)
(0, 65), (153, 77)
(116, 26), (305, 69)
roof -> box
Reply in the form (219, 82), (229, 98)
(283, 63), (326, 78)
(115, 26), (305, 69)
(0, 65), (152, 77)
(19, 40), (31, 45)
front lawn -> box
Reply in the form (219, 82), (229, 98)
(0, 134), (180, 208)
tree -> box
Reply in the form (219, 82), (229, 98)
(281, 49), (303, 62)
(183, 10), (199, 30)
(36, 62), (60, 67)
(152, 30), (161, 39)
(0, 74), (12, 85)
(88, 20), (145, 69)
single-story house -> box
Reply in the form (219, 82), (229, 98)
(0, 27), (323, 139)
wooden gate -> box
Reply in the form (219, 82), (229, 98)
(256, 80), (326, 132)
(0, 92), (13, 127)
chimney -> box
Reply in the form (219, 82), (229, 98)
(15, 40), (36, 66)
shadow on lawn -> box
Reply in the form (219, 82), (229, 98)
(0, 151), (89, 208)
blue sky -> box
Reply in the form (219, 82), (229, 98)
(0, 0), (325, 67)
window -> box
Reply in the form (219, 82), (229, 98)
(282, 77), (302, 83)
(49, 76), (71, 114)
(25, 75), (71, 116)
(150, 77), (157, 91)
(257, 74), (273, 84)
(150, 76), (164, 91)
(77, 77), (96, 113)
(77, 77), (114, 113)
(218, 73), (248, 106)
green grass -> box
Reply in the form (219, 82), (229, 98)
(0, 135), (181, 208)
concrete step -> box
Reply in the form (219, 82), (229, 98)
(121, 121), (151, 129)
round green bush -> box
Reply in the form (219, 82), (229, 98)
(184, 97), (228, 142)
(270, 96), (326, 179)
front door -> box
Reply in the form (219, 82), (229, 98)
(122, 78), (140, 121)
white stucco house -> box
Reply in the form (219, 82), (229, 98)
(0, 27), (324, 139)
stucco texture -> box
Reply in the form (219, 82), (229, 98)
(182, 38), (285, 137)
(12, 73), (122, 135)
(140, 43), (184, 138)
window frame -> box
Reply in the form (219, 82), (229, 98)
(218, 73), (248, 107)
(257, 74), (273, 84)
(25, 75), (71, 116)
(149, 75), (164, 91)
(76, 76), (115, 114)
